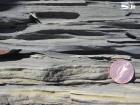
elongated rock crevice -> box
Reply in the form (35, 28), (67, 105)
(36, 12), (80, 19)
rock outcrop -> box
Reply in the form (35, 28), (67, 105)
(0, 0), (140, 105)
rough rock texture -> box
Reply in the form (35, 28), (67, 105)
(0, 0), (140, 105)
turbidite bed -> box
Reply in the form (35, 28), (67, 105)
(0, 0), (140, 105)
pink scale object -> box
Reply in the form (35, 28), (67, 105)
(109, 59), (135, 84)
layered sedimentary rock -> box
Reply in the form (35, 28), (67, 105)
(0, 0), (140, 105)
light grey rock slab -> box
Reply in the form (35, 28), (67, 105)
(0, 84), (140, 104)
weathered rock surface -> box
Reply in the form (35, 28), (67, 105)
(0, 0), (140, 105)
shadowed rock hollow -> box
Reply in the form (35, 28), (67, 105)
(0, 0), (140, 105)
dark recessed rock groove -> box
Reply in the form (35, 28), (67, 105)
(18, 0), (40, 1)
(56, 46), (140, 59)
(15, 30), (107, 40)
(57, 46), (119, 55)
(99, 26), (125, 32)
(65, 21), (98, 26)
(69, 20), (106, 26)
(16, 33), (73, 40)
(59, 80), (110, 86)
(128, 54), (140, 59)
(107, 40), (140, 44)
(125, 32), (137, 39)
(89, 56), (112, 61)
(0, 18), (29, 33)
(0, 52), (37, 62)
(36, 12), (80, 19)
(125, 32), (140, 40)
(130, 13), (140, 16)
(0, 0), (19, 11)
(87, 20), (106, 23)
(0, 4), (17, 11)
(134, 3), (140, 6)
(98, 29), (125, 33)
(99, 25), (117, 28)
(106, 21), (140, 29)
(86, 1), (99, 5)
